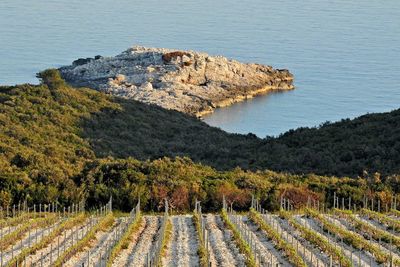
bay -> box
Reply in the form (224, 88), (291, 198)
(1, 0), (399, 136)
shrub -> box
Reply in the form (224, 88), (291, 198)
(162, 51), (191, 63)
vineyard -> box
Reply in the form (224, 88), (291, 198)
(0, 198), (399, 267)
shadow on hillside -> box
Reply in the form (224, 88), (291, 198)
(81, 96), (400, 177)
(80, 97), (260, 171)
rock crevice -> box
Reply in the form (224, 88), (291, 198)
(59, 46), (294, 116)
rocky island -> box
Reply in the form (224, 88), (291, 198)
(59, 46), (294, 116)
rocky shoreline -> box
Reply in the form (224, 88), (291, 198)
(59, 46), (294, 116)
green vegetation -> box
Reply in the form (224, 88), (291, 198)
(279, 210), (352, 267)
(0, 69), (117, 206)
(0, 214), (58, 250)
(53, 212), (115, 267)
(7, 213), (87, 267)
(0, 212), (49, 226)
(306, 208), (390, 264)
(360, 208), (400, 232)
(390, 208), (400, 217)
(159, 218), (173, 264)
(333, 209), (400, 250)
(107, 214), (143, 266)
(1, 69), (400, 211)
(221, 209), (257, 267)
(249, 209), (306, 267)
(78, 156), (395, 212)
(192, 213), (208, 267)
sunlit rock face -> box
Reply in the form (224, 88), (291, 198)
(60, 46), (294, 116)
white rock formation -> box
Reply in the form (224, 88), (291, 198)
(59, 46), (294, 116)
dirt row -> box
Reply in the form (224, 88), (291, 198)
(204, 214), (246, 267)
(231, 214), (289, 266)
(64, 218), (122, 267)
(111, 215), (161, 267)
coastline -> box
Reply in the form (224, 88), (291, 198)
(196, 83), (295, 117)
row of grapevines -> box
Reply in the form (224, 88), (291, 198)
(249, 209), (306, 267)
(279, 210), (352, 267)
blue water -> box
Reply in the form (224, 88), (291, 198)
(1, 0), (399, 137)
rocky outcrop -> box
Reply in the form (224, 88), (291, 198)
(59, 46), (294, 116)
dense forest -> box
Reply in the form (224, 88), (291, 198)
(0, 69), (399, 210)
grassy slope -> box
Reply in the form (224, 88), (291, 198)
(81, 92), (260, 170)
(0, 69), (399, 207)
(0, 70), (117, 202)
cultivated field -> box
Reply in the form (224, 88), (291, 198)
(1, 199), (399, 267)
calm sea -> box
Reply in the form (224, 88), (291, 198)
(1, 0), (399, 137)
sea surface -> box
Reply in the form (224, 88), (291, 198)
(1, 0), (399, 137)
